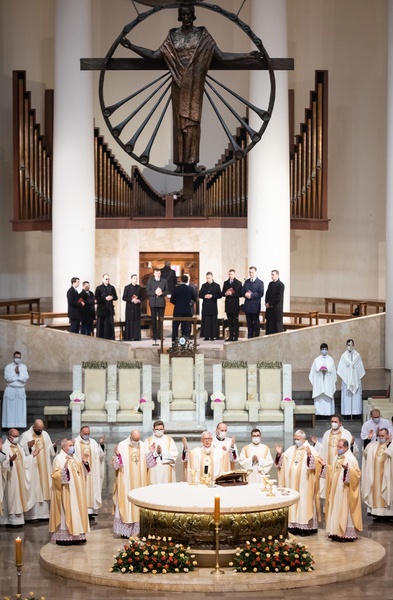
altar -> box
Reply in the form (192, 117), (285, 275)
(129, 482), (299, 549)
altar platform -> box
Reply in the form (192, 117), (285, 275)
(39, 528), (385, 592)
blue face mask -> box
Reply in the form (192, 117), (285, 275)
(321, 349), (328, 356)
(81, 435), (89, 441)
(337, 448), (345, 456)
(68, 446), (75, 455)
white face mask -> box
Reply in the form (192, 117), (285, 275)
(379, 438), (386, 444)
(331, 422), (339, 430)
(321, 349), (328, 356)
(347, 345), (353, 352)
(11, 436), (19, 444)
(217, 431), (227, 440)
(67, 446), (75, 455)
(14, 358), (21, 364)
(81, 435), (90, 441)
(252, 436), (261, 445)
(130, 439), (140, 447)
(372, 417), (381, 424)
(294, 440), (303, 447)
(154, 430), (164, 438)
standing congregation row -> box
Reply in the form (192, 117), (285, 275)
(0, 415), (392, 547)
(66, 265), (285, 342)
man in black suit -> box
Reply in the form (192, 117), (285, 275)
(199, 272), (222, 340)
(170, 275), (197, 340)
(95, 274), (118, 340)
(66, 277), (84, 334)
(80, 281), (96, 336)
(222, 268), (243, 342)
(265, 269), (285, 334)
(160, 261), (177, 296)
(122, 274), (142, 341)
(146, 268), (168, 341)
(242, 266), (264, 338)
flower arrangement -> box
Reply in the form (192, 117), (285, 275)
(229, 535), (315, 573)
(319, 365), (327, 372)
(110, 535), (197, 574)
(139, 398), (146, 404)
(283, 397), (292, 402)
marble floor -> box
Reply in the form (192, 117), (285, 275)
(1, 420), (393, 599)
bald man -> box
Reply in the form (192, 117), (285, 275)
(20, 419), (57, 521)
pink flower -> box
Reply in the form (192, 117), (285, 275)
(283, 397), (291, 402)
(74, 398), (81, 402)
(139, 398), (146, 404)
(214, 398), (222, 403)
(319, 366), (327, 371)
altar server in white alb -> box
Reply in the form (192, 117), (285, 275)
(112, 429), (153, 538)
(2, 351), (29, 429)
(74, 426), (105, 521)
(19, 419), (57, 521)
(361, 428), (393, 520)
(182, 431), (234, 482)
(145, 420), (178, 484)
(0, 428), (39, 526)
(309, 343), (337, 416)
(337, 339), (365, 417)
(239, 428), (273, 483)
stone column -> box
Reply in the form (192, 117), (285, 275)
(52, 0), (95, 311)
(386, 1), (393, 373)
(248, 0), (290, 309)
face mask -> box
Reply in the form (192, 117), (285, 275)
(379, 438), (386, 444)
(372, 417), (380, 424)
(294, 440), (303, 447)
(331, 422), (339, 430)
(14, 358), (21, 364)
(252, 436), (261, 445)
(130, 440), (139, 447)
(337, 448), (345, 456)
(154, 430), (164, 438)
(217, 431), (227, 440)
(321, 349), (328, 356)
(33, 430), (42, 436)
(347, 345), (352, 352)
(67, 446), (75, 455)
(81, 435), (90, 441)
(11, 437), (19, 444)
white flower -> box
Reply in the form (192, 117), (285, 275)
(121, 567), (126, 573)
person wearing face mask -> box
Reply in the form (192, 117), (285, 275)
(361, 428), (393, 521)
(308, 343), (337, 416)
(337, 339), (365, 418)
(0, 428), (40, 527)
(310, 414), (358, 499)
(112, 429), (153, 537)
(19, 419), (58, 521)
(2, 351), (29, 429)
(49, 438), (89, 545)
(182, 430), (233, 482)
(360, 409), (393, 448)
(144, 420), (178, 484)
(213, 422), (238, 469)
(238, 428), (273, 483)
(275, 430), (323, 536)
(74, 426), (105, 522)
(321, 439), (362, 542)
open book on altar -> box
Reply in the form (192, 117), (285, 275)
(215, 471), (248, 486)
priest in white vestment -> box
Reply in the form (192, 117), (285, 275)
(50, 438), (89, 544)
(74, 426), (105, 520)
(337, 339), (365, 416)
(309, 343), (337, 416)
(182, 431), (234, 482)
(2, 351), (29, 428)
(360, 409), (393, 447)
(112, 429), (153, 537)
(19, 419), (57, 520)
(239, 428), (273, 483)
(0, 439), (8, 515)
(0, 429), (38, 526)
(275, 430), (322, 535)
(361, 428), (393, 519)
(213, 422), (238, 469)
(144, 420), (178, 484)
(310, 414), (357, 499)
(322, 438), (362, 541)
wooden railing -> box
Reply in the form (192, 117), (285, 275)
(13, 70), (328, 230)
(289, 70), (329, 230)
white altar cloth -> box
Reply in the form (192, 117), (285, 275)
(129, 482), (299, 514)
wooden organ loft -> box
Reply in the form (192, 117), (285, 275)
(12, 69), (328, 232)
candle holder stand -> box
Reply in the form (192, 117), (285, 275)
(15, 561), (23, 596)
(210, 521), (224, 575)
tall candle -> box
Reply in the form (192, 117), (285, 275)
(15, 537), (22, 565)
(214, 495), (220, 522)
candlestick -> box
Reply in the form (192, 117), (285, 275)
(214, 495), (220, 522)
(15, 537), (22, 566)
